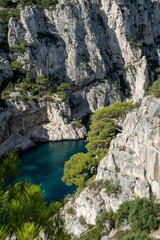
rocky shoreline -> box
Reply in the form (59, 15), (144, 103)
(0, 99), (87, 157)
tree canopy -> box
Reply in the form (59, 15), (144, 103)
(62, 101), (134, 190)
(86, 101), (134, 155)
(62, 153), (98, 188)
(0, 152), (68, 239)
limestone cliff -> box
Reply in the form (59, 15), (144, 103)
(0, 1), (160, 238)
(0, 0), (160, 153)
(0, 99), (87, 156)
(63, 96), (160, 237)
(2, 0), (160, 99)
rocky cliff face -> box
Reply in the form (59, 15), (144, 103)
(0, 0), (160, 153)
(63, 96), (160, 237)
(0, 0), (160, 142)
(0, 1), (160, 238)
(0, 99), (86, 156)
(2, 0), (160, 97)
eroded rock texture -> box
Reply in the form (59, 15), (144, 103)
(4, 0), (160, 99)
(63, 96), (160, 237)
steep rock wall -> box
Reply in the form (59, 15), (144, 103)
(63, 96), (160, 237)
(1, 0), (159, 99)
(0, 0), (160, 152)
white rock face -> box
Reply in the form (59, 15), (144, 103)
(134, 56), (149, 101)
(0, 100), (86, 157)
(97, 96), (160, 200)
(63, 96), (160, 237)
(8, 17), (25, 46)
(0, 133), (35, 156)
(63, 187), (105, 237)
(54, 0), (108, 87)
(0, 1), (160, 237)
(4, 0), (160, 98)
(71, 79), (122, 119)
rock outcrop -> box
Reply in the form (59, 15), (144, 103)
(0, 1), (160, 238)
(1, 0), (160, 96)
(63, 96), (160, 237)
(0, 100), (86, 156)
(0, 0), (160, 153)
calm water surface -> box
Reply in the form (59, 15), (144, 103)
(19, 140), (87, 203)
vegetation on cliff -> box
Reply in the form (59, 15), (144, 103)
(86, 101), (134, 156)
(62, 101), (134, 191)
(1, 70), (71, 103)
(80, 198), (159, 240)
(146, 62), (160, 98)
(0, 152), (70, 239)
(0, 0), (58, 9)
(147, 75), (160, 98)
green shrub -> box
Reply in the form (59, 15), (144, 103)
(57, 90), (68, 101)
(129, 198), (158, 231)
(11, 61), (23, 72)
(66, 207), (75, 215)
(129, 39), (142, 48)
(129, 39), (136, 45)
(135, 42), (142, 48)
(1, 71), (54, 102)
(96, 210), (114, 233)
(0, 0), (58, 9)
(0, 9), (20, 24)
(115, 201), (132, 227)
(103, 179), (121, 196)
(115, 199), (159, 232)
(56, 82), (70, 101)
(92, 199), (159, 240)
(38, 0), (58, 9)
(57, 82), (70, 91)
(79, 216), (86, 226)
(18, 74), (52, 100)
(122, 231), (154, 240)
(10, 40), (31, 54)
(1, 82), (14, 100)
(71, 119), (83, 129)
(147, 75), (160, 97)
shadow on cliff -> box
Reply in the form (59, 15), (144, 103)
(96, 3), (130, 97)
(0, 101), (50, 157)
(69, 1), (129, 119)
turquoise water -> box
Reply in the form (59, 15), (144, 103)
(19, 140), (87, 203)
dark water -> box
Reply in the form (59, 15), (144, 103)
(18, 140), (87, 203)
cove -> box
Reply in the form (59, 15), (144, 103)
(18, 140), (87, 203)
